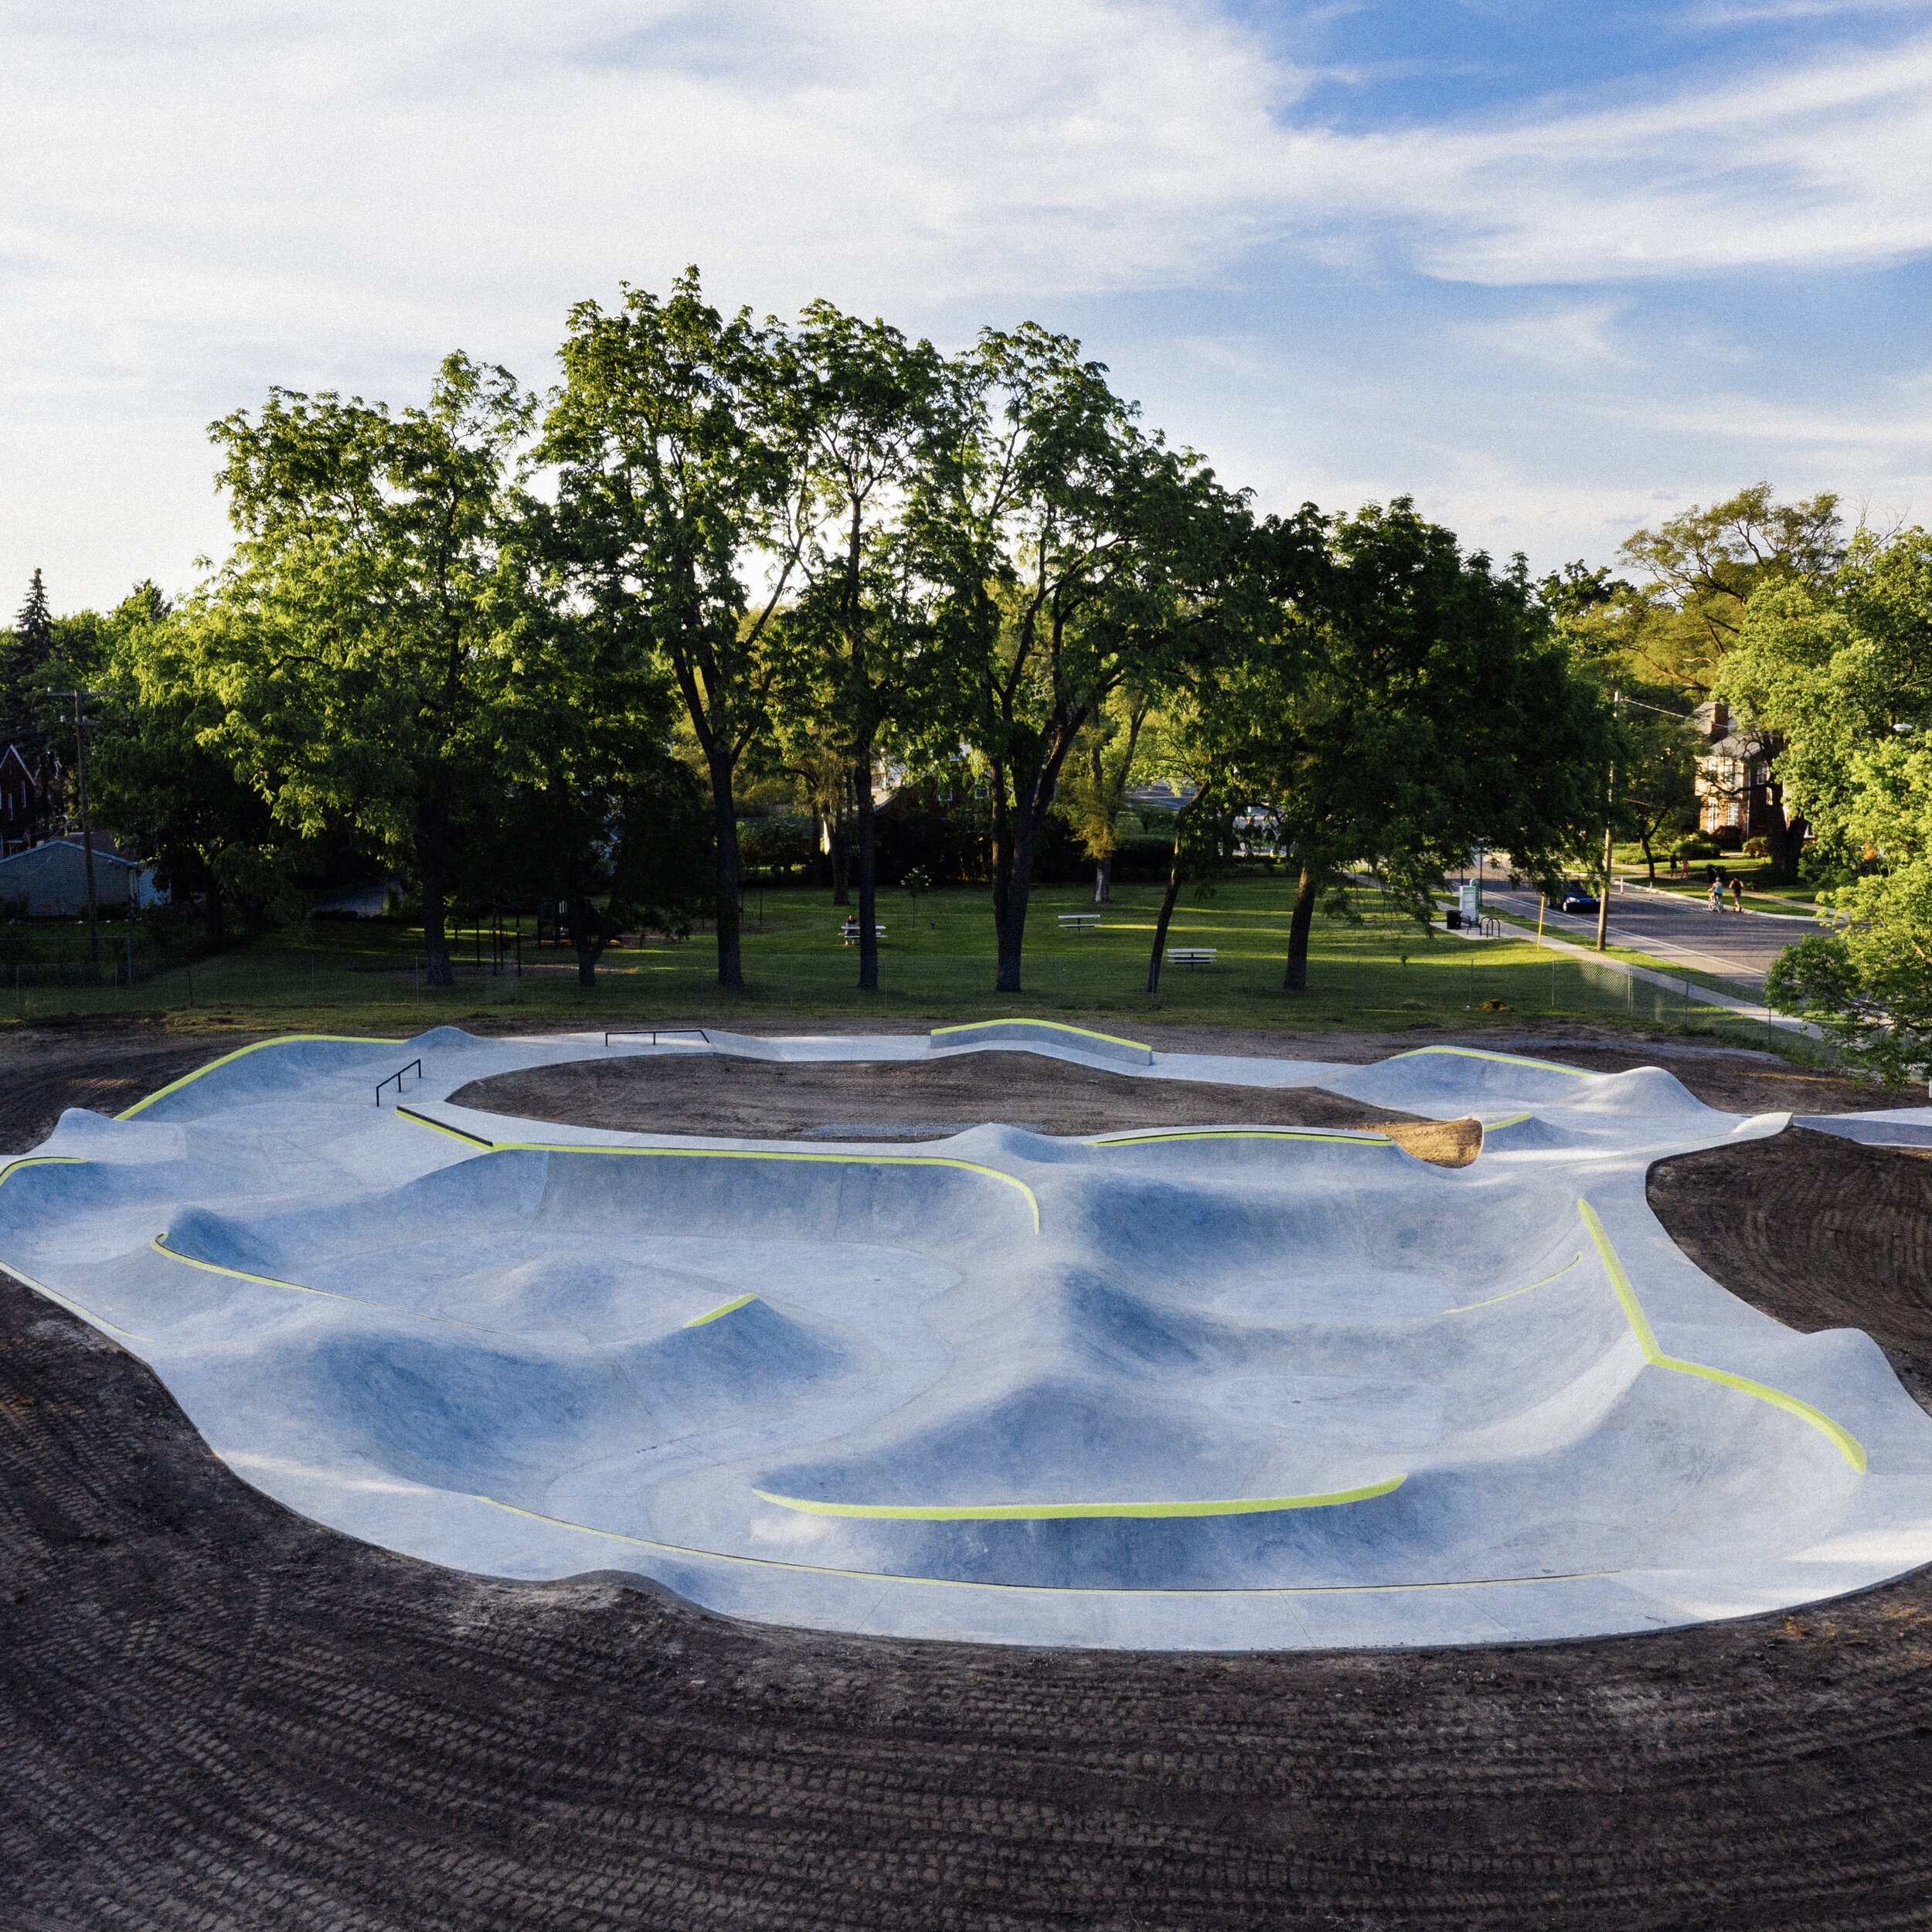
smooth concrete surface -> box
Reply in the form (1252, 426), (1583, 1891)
(1798, 1106), (1932, 1149)
(4, 1020), (1930, 1651)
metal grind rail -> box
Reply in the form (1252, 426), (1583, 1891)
(376, 1058), (423, 1105)
(604, 1029), (711, 1048)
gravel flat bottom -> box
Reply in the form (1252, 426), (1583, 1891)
(3, 1022), (1930, 1930)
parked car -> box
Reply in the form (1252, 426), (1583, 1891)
(1560, 887), (1600, 916)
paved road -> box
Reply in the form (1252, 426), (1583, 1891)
(1474, 862), (1818, 985)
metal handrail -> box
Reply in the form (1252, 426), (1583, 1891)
(376, 1058), (423, 1105)
(604, 1029), (709, 1047)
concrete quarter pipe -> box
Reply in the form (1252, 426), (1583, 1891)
(2, 1020), (1927, 1649)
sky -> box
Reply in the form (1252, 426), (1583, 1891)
(2, 0), (1927, 613)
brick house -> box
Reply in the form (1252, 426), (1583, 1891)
(1690, 701), (1777, 839)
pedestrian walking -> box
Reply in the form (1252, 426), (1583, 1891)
(1707, 876), (1725, 913)
(1730, 876), (1745, 913)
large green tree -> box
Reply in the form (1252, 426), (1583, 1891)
(88, 585), (301, 942)
(783, 303), (963, 993)
(937, 325), (1255, 993)
(1734, 526), (1932, 1077)
(1247, 500), (1611, 992)
(202, 354), (538, 986)
(543, 270), (808, 990)
(1599, 483), (1845, 879)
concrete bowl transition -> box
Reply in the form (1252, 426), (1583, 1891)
(4, 1020), (1930, 1651)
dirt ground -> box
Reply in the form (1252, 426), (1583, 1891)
(3, 1021), (1930, 1930)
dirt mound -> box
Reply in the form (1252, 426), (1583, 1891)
(451, 1049), (1421, 1140)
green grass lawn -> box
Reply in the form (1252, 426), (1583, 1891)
(0, 875), (1827, 1062)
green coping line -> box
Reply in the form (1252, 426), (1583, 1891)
(394, 1105), (494, 1148)
(395, 1109), (1043, 1233)
(1577, 1197), (1866, 1473)
(117, 1033), (407, 1120)
(0, 1155), (86, 1196)
(1085, 1127), (1392, 1149)
(1451, 1251), (1583, 1311)
(1481, 1112), (1534, 1133)
(1399, 1045), (1595, 1078)
(685, 1293), (757, 1328)
(150, 1233), (519, 1338)
(451, 1488), (1620, 1600)
(753, 1475), (1406, 1522)
(154, 1233), (386, 1308)
(930, 1017), (1151, 1054)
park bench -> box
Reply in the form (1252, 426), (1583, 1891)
(839, 921), (886, 945)
(1057, 913), (1101, 933)
(1165, 946), (1218, 968)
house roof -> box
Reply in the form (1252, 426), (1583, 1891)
(0, 837), (145, 874)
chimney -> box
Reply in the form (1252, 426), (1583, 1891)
(1709, 699), (1729, 741)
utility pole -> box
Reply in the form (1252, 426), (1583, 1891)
(1599, 689), (1691, 955)
(1596, 691), (1617, 954)
(56, 689), (100, 975)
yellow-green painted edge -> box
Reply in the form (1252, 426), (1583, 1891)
(395, 1109), (1043, 1233)
(150, 1233), (517, 1338)
(0, 1155), (87, 1195)
(1451, 1251), (1583, 1311)
(1577, 1197), (1866, 1472)
(394, 1104), (494, 1148)
(1085, 1127), (1392, 1149)
(752, 1475), (1406, 1522)
(1481, 1111), (1534, 1132)
(685, 1293), (757, 1328)
(461, 1488), (1615, 1599)
(153, 1233), (369, 1307)
(118, 1033), (406, 1119)
(1400, 1045), (1594, 1078)
(931, 1017), (1151, 1054)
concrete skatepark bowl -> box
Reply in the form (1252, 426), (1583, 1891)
(3, 1020), (1929, 1651)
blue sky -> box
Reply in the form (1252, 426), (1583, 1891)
(2, 0), (1926, 611)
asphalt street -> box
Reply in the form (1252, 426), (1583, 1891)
(1474, 863), (1818, 985)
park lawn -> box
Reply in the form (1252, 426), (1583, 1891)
(0, 874), (1808, 1054)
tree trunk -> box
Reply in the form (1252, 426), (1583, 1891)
(1145, 784), (1211, 995)
(1145, 865), (1183, 995)
(418, 792), (454, 988)
(830, 818), (851, 906)
(988, 772), (1037, 997)
(1282, 867), (1318, 992)
(1765, 786), (1806, 884)
(854, 750), (879, 993)
(995, 815), (1036, 995)
(708, 752), (744, 990)
(570, 894), (600, 988)
(1093, 855), (1112, 906)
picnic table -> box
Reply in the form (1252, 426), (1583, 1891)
(838, 922), (886, 945)
(1165, 946), (1218, 968)
(1058, 913), (1102, 933)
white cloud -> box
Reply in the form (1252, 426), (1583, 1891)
(1454, 301), (1634, 372)
(0, 0), (1926, 604)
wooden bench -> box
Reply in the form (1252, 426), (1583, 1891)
(1165, 947), (1218, 968)
(838, 923), (886, 945)
(1058, 913), (1101, 933)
